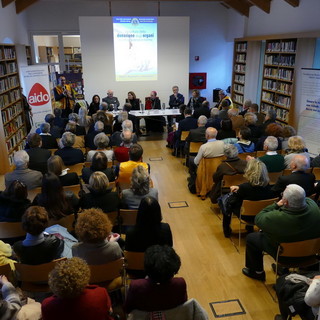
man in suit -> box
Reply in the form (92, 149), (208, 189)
(206, 108), (221, 130)
(85, 121), (104, 150)
(261, 109), (276, 135)
(53, 108), (68, 129)
(218, 100), (230, 120)
(272, 154), (316, 196)
(110, 120), (138, 147)
(102, 89), (120, 111)
(168, 86), (185, 127)
(25, 133), (51, 174)
(36, 113), (62, 139)
(228, 108), (245, 133)
(193, 101), (210, 119)
(242, 184), (320, 281)
(239, 99), (252, 117)
(5, 150), (42, 190)
(39, 123), (58, 149)
(249, 103), (265, 126)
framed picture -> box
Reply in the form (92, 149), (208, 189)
(189, 72), (207, 89)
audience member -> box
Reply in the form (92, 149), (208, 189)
(85, 120), (104, 150)
(5, 150), (42, 190)
(0, 180), (30, 222)
(110, 119), (138, 147)
(47, 155), (79, 186)
(39, 122), (58, 149)
(72, 208), (122, 264)
(42, 257), (113, 320)
(124, 245), (186, 313)
(82, 152), (115, 184)
(36, 113), (62, 139)
(113, 111), (128, 133)
(187, 89), (205, 110)
(216, 119), (236, 140)
(25, 133), (51, 174)
(122, 165), (158, 210)
(53, 107), (68, 129)
(193, 100), (210, 119)
(261, 109), (277, 135)
(242, 184), (320, 281)
(78, 106), (92, 133)
(87, 133), (113, 162)
(223, 159), (275, 237)
(13, 206), (64, 265)
(68, 113), (86, 136)
(272, 154), (316, 197)
(79, 171), (119, 213)
(88, 94), (100, 116)
(55, 132), (84, 165)
(217, 89), (233, 110)
(89, 109), (112, 135)
(211, 144), (247, 203)
(114, 130), (134, 163)
(244, 112), (262, 142)
(239, 99), (252, 116)
(284, 136), (310, 168)
(255, 123), (284, 151)
(102, 89), (120, 111)
(125, 196), (173, 252)
(248, 103), (265, 125)
(206, 107), (221, 130)
(219, 100), (230, 120)
(281, 125), (297, 150)
(228, 108), (245, 132)
(234, 127), (255, 153)
(60, 123), (85, 148)
(186, 115), (208, 145)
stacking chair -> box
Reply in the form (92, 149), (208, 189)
(282, 168), (312, 175)
(221, 174), (246, 195)
(63, 184), (82, 197)
(268, 171), (283, 185)
(27, 187), (41, 202)
(313, 167), (320, 180)
(106, 210), (119, 226)
(237, 152), (256, 160)
(0, 264), (14, 283)
(119, 209), (138, 234)
(83, 161), (91, 168)
(48, 149), (58, 155)
(68, 163), (84, 176)
(0, 222), (26, 242)
(175, 131), (189, 157)
(189, 142), (203, 155)
(48, 214), (76, 233)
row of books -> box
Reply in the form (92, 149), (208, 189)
(264, 54), (295, 67)
(4, 114), (24, 138)
(262, 91), (274, 103)
(233, 93), (244, 105)
(234, 64), (246, 73)
(236, 54), (246, 63)
(266, 40), (296, 53)
(262, 80), (292, 95)
(6, 127), (27, 155)
(233, 83), (244, 94)
(0, 76), (19, 93)
(261, 103), (289, 122)
(0, 47), (16, 60)
(264, 68), (294, 81)
(234, 74), (245, 83)
(275, 96), (291, 108)
(1, 102), (22, 124)
(0, 89), (21, 109)
(235, 42), (247, 52)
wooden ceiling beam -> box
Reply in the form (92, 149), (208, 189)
(15, 0), (39, 13)
(223, 0), (250, 17)
(284, 0), (299, 7)
(247, 0), (271, 13)
(1, 0), (14, 8)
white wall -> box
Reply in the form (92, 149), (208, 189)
(80, 16), (189, 105)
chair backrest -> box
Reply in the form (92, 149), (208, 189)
(279, 238), (320, 258)
(282, 168), (312, 176)
(312, 167), (320, 180)
(124, 251), (145, 271)
(48, 214), (75, 232)
(68, 163), (84, 176)
(268, 171), (283, 185)
(0, 264), (14, 281)
(84, 161), (91, 168)
(109, 181), (116, 192)
(27, 186), (42, 202)
(0, 222), (26, 239)
(119, 209), (138, 228)
(237, 152), (256, 160)
(48, 149), (58, 155)
(106, 211), (119, 225)
(222, 174), (246, 189)
(256, 150), (267, 157)
(180, 131), (189, 142)
(241, 198), (279, 216)
(89, 258), (124, 284)
(63, 184), (81, 196)
(189, 142), (203, 154)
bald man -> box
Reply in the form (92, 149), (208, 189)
(272, 154), (317, 196)
(102, 89), (120, 111)
(114, 129), (135, 162)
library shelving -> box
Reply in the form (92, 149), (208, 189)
(64, 47), (82, 73)
(231, 41), (247, 108)
(260, 38), (297, 124)
(0, 44), (27, 174)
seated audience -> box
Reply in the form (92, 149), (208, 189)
(39, 122), (58, 149)
(68, 113), (86, 136)
(89, 109), (112, 135)
(261, 109), (277, 135)
(248, 103), (265, 126)
(58, 122), (85, 149)
(13, 206), (64, 265)
(88, 94), (100, 116)
(124, 245), (187, 313)
(110, 119), (138, 147)
(272, 154), (316, 197)
(281, 125), (297, 151)
(36, 113), (62, 139)
(210, 144), (247, 203)
(258, 136), (285, 172)
(216, 119), (236, 140)
(5, 150), (42, 190)
(72, 208), (122, 264)
(242, 184), (320, 281)
(85, 120), (105, 150)
(114, 129), (134, 163)
(78, 106), (92, 133)
(79, 171), (119, 213)
(123, 103), (138, 132)
(234, 127), (255, 154)
(186, 115), (208, 145)
(82, 152), (115, 184)
(218, 100), (230, 120)
(206, 107), (221, 130)
(116, 144), (149, 185)
(55, 132), (84, 165)
(193, 100), (210, 119)
(47, 155), (79, 186)
(53, 108), (68, 129)
(284, 135), (310, 168)
(122, 166), (158, 209)
(113, 111), (128, 133)
(223, 159), (276, 238)
(244, 112), (262, 142)
(87, 133), (113, 162)
(42, 257), (113, 320)
(125, 196), (173, 252)
(228, 108), (245, 133)
(239, 99), (252, 116)
(33, 173), (78, 220)
(25, 132), (51, 174)
(0, 180), (30, 222)
(255, 123), (284, 151)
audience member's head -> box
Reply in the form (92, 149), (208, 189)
(54, 108), (62, 118)
(22, 206), (49, 236)
(287, 136), (306, 152)
(137, 196), (162, 227)
(210, 107), (219, 118)
(47, 155), (65, 176)
(206, 127), (217, 140)
(202, 100), (210, 108)
(94, 121), (104, 133)
(91, 152), (108, 171)
(14, 150), (29, 169)
(228, 108), (239, 117)
(221, 100), (230, 110)
(61, 132), (75, 148)
(244, 159), (269, 187)
(290, 154), (309, 172)
(243, 99), (252, 110)
(239, 127), (252, 141)
(40, 122), (50, 134)
(184, 107), (192, 117)
(75, 208), (112, 244)
(224, 144), (239, 159)
(220, 119), (233, 131)
(129, 144), (143, 162)
(282, 184), (306, 209)
(264, 136), (278, 151)
(65, 122), (77, 134)
(265, 109), (277, 122)
(121, 129), (133, 147)
(44, 114), (55, 125)
(89, 171), (109, 192)
(48, 257), (90, 299)
(99, 102), (108, 111)
(219, 90), (227, 99)
(123, 103), (132, 113)
(249, 103), (259, 113)
(179, 104), (186, 115)
(265, 123), (284, 138)
(144, 245), (181, 284)
(68, 113), (79, 124)
(27, 133), (42, 148)
(244, 112), (257, 126)
(78, 106), (88, 118)
(131, 165), (150, 196)
(95, 111), (107, 123)
(4, 180), (28, 201)
(122, 119), (133, 132)
(197, 115), (207, 127)
(94, 133), (109, 150)
(283, 125), (297, 139)
(117, 111), (128, 124)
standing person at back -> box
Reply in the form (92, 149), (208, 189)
(217, 90), (233, 110)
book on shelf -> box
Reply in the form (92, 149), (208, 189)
(236, 53), (246, 63)
(234, 64), (246, 73)
(235, 42), (247, 52)
(1, 101), (22, 124)
(266, 40), (296, 53)
(233, 83), (244, 94)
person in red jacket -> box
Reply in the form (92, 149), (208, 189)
(42, 257), (113, 320)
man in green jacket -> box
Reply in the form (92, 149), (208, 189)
(242, 184), (320, 281)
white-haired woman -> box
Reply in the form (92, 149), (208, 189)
(86, 133), (113, 162)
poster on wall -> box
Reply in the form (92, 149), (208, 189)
(297, 68), (320, 157)
(20, 65), (52, 131)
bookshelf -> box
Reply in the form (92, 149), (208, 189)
(260, 38), (297, 124)
(0, 44), (27, 174)
(231, 41), (247, 109)
(64, 47), (82, 73)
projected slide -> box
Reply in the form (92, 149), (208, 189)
(113, 17), (157, 81)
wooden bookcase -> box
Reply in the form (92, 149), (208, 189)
(260, 38), (297, 125)
(64, 47), (82, 73)
(0, 44), (27, 174)
(231, 41), (247, 109)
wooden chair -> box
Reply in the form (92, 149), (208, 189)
(189, 142), (203, 154)
(67, 163), (84, 176)
(109, 181), (117, 192)
(27, 187), (41, 202)
(221, 174), (246, 195)
(63, 184), (81, 197)
(0, 264), (14, 283)
(106, 211), (119, 226)
(48, 214), (76, 233)
(175, 131), (189, 156)
(237, 152), (256, 160)
(119, 209), (138, 234)
(89, 258), (124, 292)
(48, 149), (58, 155)
(83, 161), (91, 168)
(196, 156), (225, 199)
(180, 131), (189, 142)
(124, 251), (145, 294)
(0, 222), (26, 240)
(312, 167), (320, 180)
(282, 168), (312, 175)
(268, 171), (283, 185)
(15, 258), (66, 292)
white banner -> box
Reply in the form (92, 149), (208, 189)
(20, 65), (52, 131)
(297, 68), (320, 157)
